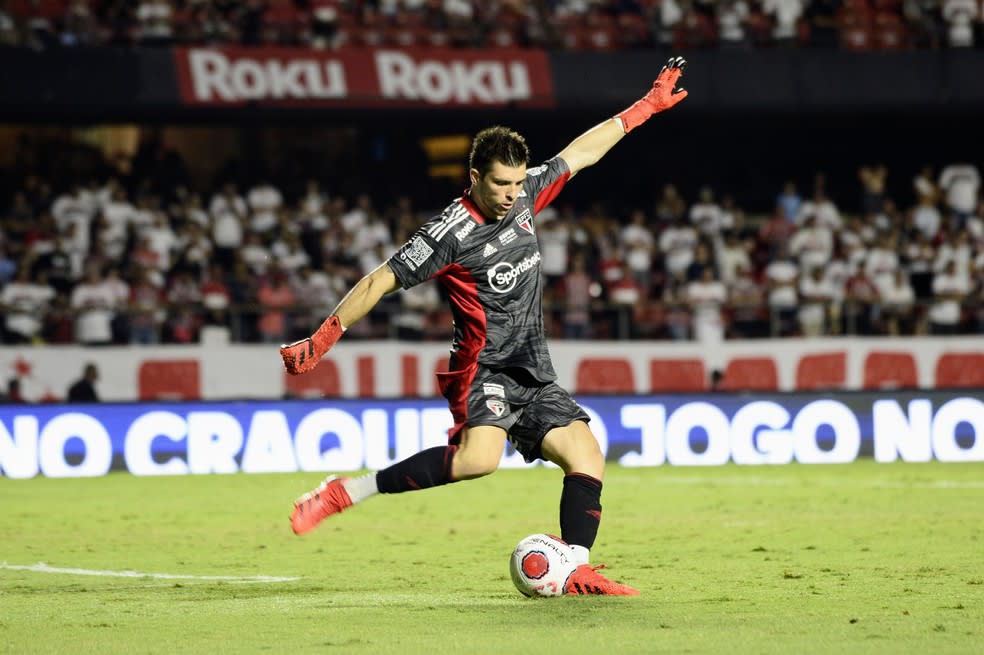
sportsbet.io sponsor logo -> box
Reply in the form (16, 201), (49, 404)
(487, 252), (541, 293)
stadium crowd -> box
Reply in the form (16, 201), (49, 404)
(1, 0), (983, 51)
(0, 135), (982, 346)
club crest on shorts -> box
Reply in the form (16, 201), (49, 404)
(514, 209), (534, 234)
(486, 397), (506, 417)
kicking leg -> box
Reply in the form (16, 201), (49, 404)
(291, 425), (506, 535)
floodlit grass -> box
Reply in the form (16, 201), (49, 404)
(1, 461), (982, 654)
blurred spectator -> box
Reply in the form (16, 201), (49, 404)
(938, 162), (981, 227)
(796, 187), (842, 231)
(798, 266), (835, 336)
(201, 264), (232, 328)
(718, 0), (751, 48)
(537, 209), (570, 293)
(0, 3), (19, 46)
(687, 267), (727, 343)
(257, 266), (295, 343)
(136, 0), (175, 45)
(866, 234), (902, 293)
(654, 184), (687, 227)
(859, 165), (889, 215)
(392, 279), (441, 340)
(762, 0), (804, 46)
(247, 179), (283, 236)
(659, 216), (698, 279)
(620, 209), (655, 288)
(881, 269), (917, 335)
(844, 265), (881, 335)
(227, 258), (260, 341)
(765, 245), (799, 335)
(728, 264), (768, 338)
(608, 261), (644, 338)
(67, 363), (100, 403)
(911, 187), (942, 240)
(942, 0), (977, 46)
(776, 180), (802, 223)
(559, 253), (595, 339)
(129, 267), (163, 344)
(690, 186), (729, 237)
(70, 268), (116, 345)
(789, 214), (833, 275)
(1, 266), (55, 344)
(716, 231), (752, 285)
(928, 259), (969, 334)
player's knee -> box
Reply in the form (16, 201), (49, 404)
(451, 447), (500, 480)
(453, 453), (499, 480)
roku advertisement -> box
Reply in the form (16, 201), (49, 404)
(1, 392), (981, 478)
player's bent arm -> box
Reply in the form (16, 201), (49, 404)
(332, 262), (401, 329)
(279, 262), (401, 375)
(557, 119), (626, 179)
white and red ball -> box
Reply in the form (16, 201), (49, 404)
(509, 533), (577, 597)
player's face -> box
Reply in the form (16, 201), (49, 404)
(470, 161), (526, 221)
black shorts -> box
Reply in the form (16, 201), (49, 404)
(436, 363), (590, 463)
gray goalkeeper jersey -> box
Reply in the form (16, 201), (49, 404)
(388, 156), (571, 383)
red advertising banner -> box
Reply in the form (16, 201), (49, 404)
(173, 47), (555, 109)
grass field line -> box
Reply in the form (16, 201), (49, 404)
(0, 561), (301, 584)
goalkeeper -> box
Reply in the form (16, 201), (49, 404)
(281, 57), (688, 596)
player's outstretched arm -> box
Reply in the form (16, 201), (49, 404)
(558, 56), (688, 178)
(280, 262), (401, 375)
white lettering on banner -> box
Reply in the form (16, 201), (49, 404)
(791, 400), (860, 464)
(125, 411), (189, 476)
(189, 50), (347, 102)
(188, 412), (243, 474)
(872, 400), (933, 463)
(294, 409), (363, 471)
(0, 416), (39, 479)
(931, 398), (984, 462)
(665, 402), (732, 466)
(618, 405), (666, 467)
(39, 413), (111, 478)
(375, 51), (531, 104)
(730, 402), (793, 465)
(7, 395), (984, 478)
(243, 411), (300, 473)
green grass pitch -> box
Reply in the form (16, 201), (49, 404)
(1, 461), (982, 654)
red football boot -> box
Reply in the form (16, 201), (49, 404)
(290, 476), (353, 535)
(565, 564), (640, 596)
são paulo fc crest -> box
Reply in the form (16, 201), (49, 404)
(486, 398), (506, 417)
(514, 208), (534, 234)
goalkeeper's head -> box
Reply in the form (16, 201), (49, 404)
(468, 126), (530, 222)
(469, 126), (530, 179)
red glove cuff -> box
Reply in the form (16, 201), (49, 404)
(616, 99), (654, 134)
(312, 315), (344, 354)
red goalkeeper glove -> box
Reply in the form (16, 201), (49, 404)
(280, 315), (344, 375)
(616, 56), (688, 134)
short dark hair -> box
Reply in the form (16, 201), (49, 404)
(468, 126), (530, 177)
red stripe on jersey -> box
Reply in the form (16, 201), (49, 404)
(534, 170), (571, 214)
(433, 262), (487, 366)
(431, 263), (486, 443)
(459, 194), (487, 224)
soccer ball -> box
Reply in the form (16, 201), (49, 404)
(509, 533), (577, 597)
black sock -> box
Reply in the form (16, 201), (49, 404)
(560, 473), (603, 550)
(375, 445), (459, 494)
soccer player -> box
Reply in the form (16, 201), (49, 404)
(281, 57), (689, 596)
